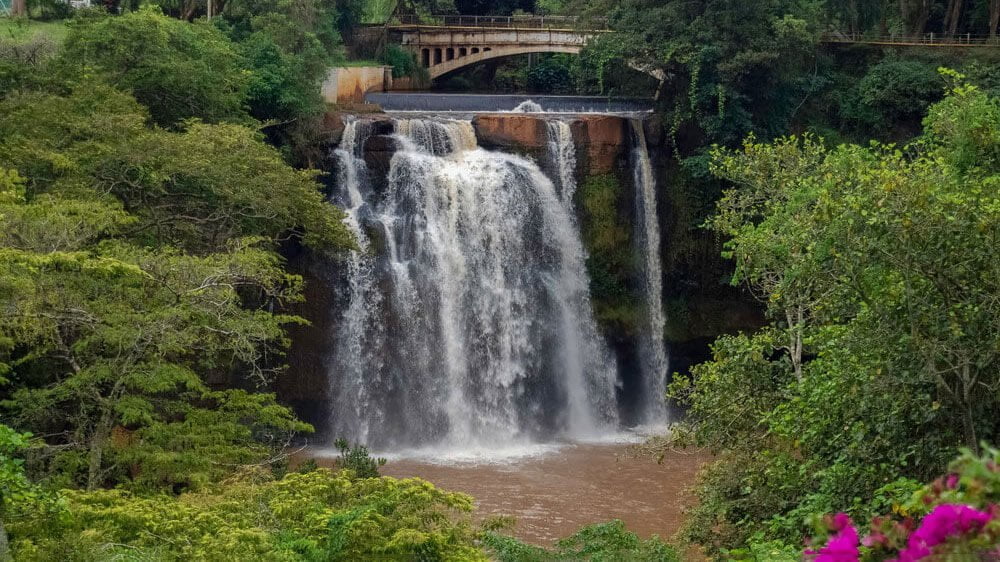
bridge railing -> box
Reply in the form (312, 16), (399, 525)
(821, 31), (1000, 46)
(390, 14), (608, 30)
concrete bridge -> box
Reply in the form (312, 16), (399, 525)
(387, 16), (607, 80)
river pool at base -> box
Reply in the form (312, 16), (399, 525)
(311, 443), (709, 547)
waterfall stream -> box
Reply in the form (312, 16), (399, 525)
(631, 120), (668, 423)
(326, 114), (666, 456)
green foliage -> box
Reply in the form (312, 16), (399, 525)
(58, 7), (249, 127)
(583, 0), (821, 144)
(221, 0), (344, 123)
(857, 58), (943, 124)
(667, 78), (1000, 554)
(0, 74), (352, 493)
(483, 520), (680, 561)
(526, 55), (574, 94)
(0, 425), (60, 519)
(577, 174), (641, 337)
(8, 468), (485, 561)
(333, 438), (386, 479)
(0, 85), (353, 253)
(380, 43), (422, 80)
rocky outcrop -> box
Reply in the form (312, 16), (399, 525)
(472, 113), (633, 175)
(472, 114), (548, 156)
(571, 115), (628, 175)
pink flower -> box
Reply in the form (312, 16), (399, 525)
(806, 513), (860, 562)
(892, 504), (992, 562)
(945, 473), (959, 489)
(861, 531), (887, 547)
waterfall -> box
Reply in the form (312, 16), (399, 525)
(546, 120), (578, 206)
(329, 119), (385, 445)
(630, 119), (668, 423)
(327, 117), (619, 452)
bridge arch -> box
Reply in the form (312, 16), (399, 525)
(389, 21), (598, 82)
(419, 44), (583, 80)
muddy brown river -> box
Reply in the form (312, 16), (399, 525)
(315, 443), (708, 547)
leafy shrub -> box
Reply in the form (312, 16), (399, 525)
(857, 59), (942, 123)
(334, 438), (386, 478)
(381, 43), (421, 80)
(526, 55), (573, 94)
(9, 468), (484, 561)
(483, 520), (680, 562)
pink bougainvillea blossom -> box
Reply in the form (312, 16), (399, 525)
(945, 473), (959, 489)
(806, 513), (860, 562)
(891, 504), (993, 562)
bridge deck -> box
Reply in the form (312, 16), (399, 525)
(378, 16), (1000, 48)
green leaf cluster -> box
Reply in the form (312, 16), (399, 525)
(8, 467), (484, 561)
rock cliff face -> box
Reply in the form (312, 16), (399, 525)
(471, 113), (634, 175)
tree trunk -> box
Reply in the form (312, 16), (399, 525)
(786, 305), (804, 382)
(959, 363), (980, 454)
(900, 0), (931, 37)
(943, 0), (962, 36)
(10, 0), (26, 17)
(991, 0), (1000, 38)
(0, 516), (10, 562)
(86, 410), (114, 491)
(181, 0), (197, 20)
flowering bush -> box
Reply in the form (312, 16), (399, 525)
(805, 447), (1000, 561)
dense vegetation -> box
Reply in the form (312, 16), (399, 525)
(665, 72), (1000, 556)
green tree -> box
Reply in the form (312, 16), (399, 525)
(221, 0), (344, 123)
(582, 0), (821, 144)
(0, 83), (352, 491)
(58, 7), (249, 127)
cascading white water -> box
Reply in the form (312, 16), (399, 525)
(328, 117), (619, 453)
(630, 119), (668, 423)
(511, 100), (544, 113)
(329, 119), (385, 444)
(546, 120), (578, 206)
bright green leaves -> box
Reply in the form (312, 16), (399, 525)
(0, 88), (353, 254)
(7, 470), (482, 561)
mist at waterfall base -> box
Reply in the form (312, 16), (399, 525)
(319, 113), (667, 463)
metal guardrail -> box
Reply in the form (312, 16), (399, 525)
(389, 14), (608, 30)
(378, 18), (1000, 47)
(821, 31), (1000, 46)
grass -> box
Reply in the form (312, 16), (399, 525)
(0, 17), (69, 44)
(340, 59), (385, 67)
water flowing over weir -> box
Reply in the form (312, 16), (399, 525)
(324, 112), (668, 455)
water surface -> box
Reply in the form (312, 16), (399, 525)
(375, 444), (709, 546)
